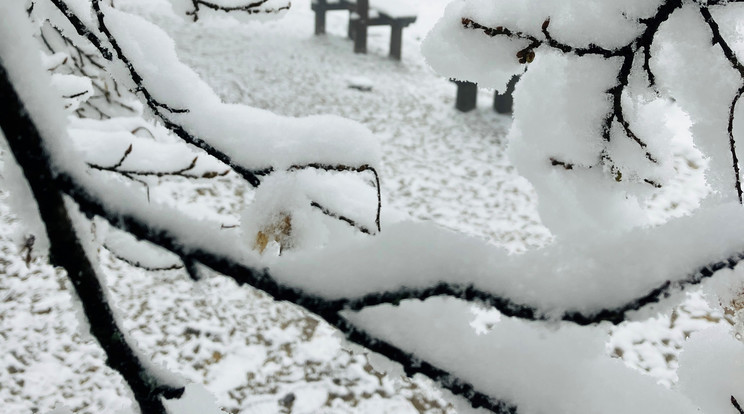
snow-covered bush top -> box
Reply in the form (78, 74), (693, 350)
(424, 0), (744, 237)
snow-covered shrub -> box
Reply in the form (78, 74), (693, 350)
(2, 0), (744, 413)
(419, 0), (744, 411)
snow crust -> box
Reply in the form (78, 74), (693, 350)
(678, 325), (744, 414)
(509, 51), (652, 237)
(1, 3), (261, 269)
(102, 227), (183, 270)
(344, 296), (700, 414)
(164, 383), (225, 414)
(423, 0), (661, 88)
(367, 0), (418, 19)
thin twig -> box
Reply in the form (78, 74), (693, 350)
(186, 0), (290, 22)
(700, 6), (744, 203)
(733, 396), (744, 414)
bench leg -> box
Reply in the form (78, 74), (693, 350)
(455, 81), (478, 112)
(315, 9), (326, 35)
(353, 0), (368, 54)
(493, 74), (519, 114)
(390, 24), (403, 60)
(354, 23), (367, 53)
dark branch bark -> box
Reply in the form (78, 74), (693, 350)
(642, 45), (657, 89)
(52, 155), (744, 410)
(186, 0), (291, 22)
(289, 163), (382, 232)
(700, 5), (744, 203)
(39, 22), (135, 120)
(87, 146), (231, 180)
(549, 157), (574, 170)
(48, 0), (112, 60)
(733, 395), (744, 414)
(310, 201), (375, 234)
(53, 153), (744, 328)
(461, 17), (622, 59)
(728, 85), (744, 203)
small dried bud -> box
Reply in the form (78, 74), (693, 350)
(253, 213), (293, 255)
(517, 49), (534, 64)
(526, 50), (535, 63)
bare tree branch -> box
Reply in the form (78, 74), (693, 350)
(186, 0), (291, 22)
(699, 5), (744, 203)
(87, 144), (231, 180)
(733, 395), (744, 414)
(0, 58), (183, 414)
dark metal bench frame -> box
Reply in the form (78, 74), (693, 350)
(312, 0), (417, 60)
(453, 75), (520, 114)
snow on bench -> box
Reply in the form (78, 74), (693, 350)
(312, 0), (417, 60)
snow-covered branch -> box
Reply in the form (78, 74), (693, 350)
(424, 0), (744, 239)
(0, 53), (184, 414)
(184, 0), (292, 22)
(461, 0), (681, 177)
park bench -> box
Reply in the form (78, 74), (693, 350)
(312, 0), (417, 60)
(453, 75), (520, 114)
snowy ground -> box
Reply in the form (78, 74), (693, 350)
(0, 0), (732, 413)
